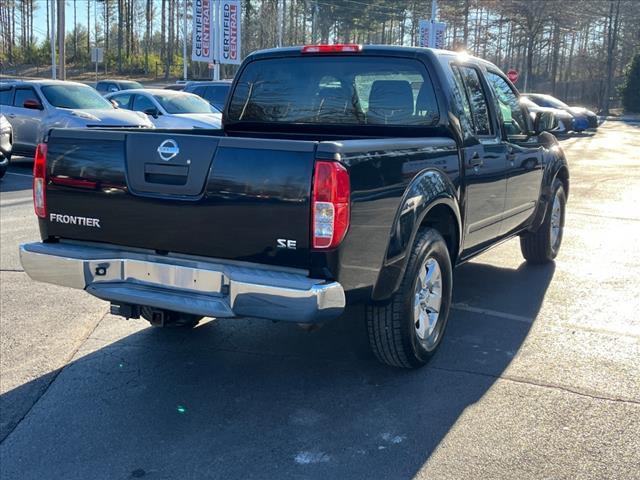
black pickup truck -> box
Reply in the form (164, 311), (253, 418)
(20, 45), (568, 368)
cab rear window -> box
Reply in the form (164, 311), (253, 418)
(228, 56), (439, 126)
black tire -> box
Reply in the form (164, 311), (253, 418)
(365, 228), (453, 368)
(520, 178), (566, 264)
(140, 306), (202, 328)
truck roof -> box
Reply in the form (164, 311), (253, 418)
(245, 44), (496, 70)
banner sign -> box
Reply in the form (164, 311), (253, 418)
(218, 0), (241, 64)
(418, 20), (430, 48)
(192, 0), (214, 62)
(418, 20), (446, 49)
(433, 22), (446, 49)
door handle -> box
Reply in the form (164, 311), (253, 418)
(7, 114), (16, 118)
(468, 152), (483, 168)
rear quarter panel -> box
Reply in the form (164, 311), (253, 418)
(313, 138), (461, 299)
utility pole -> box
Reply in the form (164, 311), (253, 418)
(57, 0), (65, 80)
(183, 0), (187, 81)
(50, 0), (56, 79)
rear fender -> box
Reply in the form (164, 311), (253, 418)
(371, 169), (461, 301)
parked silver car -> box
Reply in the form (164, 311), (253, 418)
(520, 97), (574, 134)
(0, 114), (12, 178)
(523, 93), (598, 132)
(106, 89), (222, 129)
(0, 80), (153, 156)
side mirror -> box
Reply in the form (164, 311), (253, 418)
(109, 99), (119, 109)
(143, 108), (160, 118)
(23, 99), (43, 110)
(534, 111), (556, 135)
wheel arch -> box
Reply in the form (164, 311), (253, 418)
(528, 150), (570, 233)
(371, 168), (461, 302)
(555, 165), (570, 198)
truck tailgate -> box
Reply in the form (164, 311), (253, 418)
(43, 130), (316, 269)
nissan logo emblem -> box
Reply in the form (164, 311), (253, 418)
(157, 139), (179, 161)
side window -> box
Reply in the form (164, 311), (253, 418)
(450, 66), (474, 136)
(0, 87), (13, 105)
(208, 86), (229, 108)
(96, 82), (107, 92)
(532, 96), (551, 108)
(458, 66), (492, 136)
(486, 71), (528, 137)
(132, 94), (155, 112)
(111, 93), (132, 109)
(13, 88), (39, 108)
(203, 87), (216, 103)
(192, 86), (207, 97)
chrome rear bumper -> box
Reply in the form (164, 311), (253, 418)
(19, 242), (345, 323)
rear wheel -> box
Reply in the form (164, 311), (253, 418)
(140, 306), (202, 328)
(365, 228), (453, 368)
(520, 178), (566, 264)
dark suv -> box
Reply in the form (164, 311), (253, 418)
(183, 80), (232, 111)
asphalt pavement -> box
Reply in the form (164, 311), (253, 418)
(1, 121), (639, 479)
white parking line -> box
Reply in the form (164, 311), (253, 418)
(451, 303), (534, 324)
(5, 172), (32, 178)
(0, 197), (32, 208)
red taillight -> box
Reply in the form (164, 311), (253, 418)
(301, 44), (362, 54)
(33, 143), (47, 218)
(312, 161), (350, 249)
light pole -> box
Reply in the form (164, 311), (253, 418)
(57, 0), (66, 79)
(50, 0), (57, 79)
(430, 0), (437, 49)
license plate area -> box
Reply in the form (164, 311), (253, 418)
(88, 259), (225, 295)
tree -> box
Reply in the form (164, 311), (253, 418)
(601, 0), (623, 114)
(117, 0), (123, 71)
(496, 0), (552, 91)
(144, 0), (152, 73)
(0, 0), (638, 103)
(620, 52), (640, 113)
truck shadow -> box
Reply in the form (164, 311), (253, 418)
(556, 131), (596, 141)
(0, 156), (33, 193)
(0, 260), (555, 479)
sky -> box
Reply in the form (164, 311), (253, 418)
(33, 0), (94, 42)
(31, 1), (192, 44)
